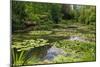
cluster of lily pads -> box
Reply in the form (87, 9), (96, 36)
(12, 39), (49, 51)
(52, 40), (96, 63)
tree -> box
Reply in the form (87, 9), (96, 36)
(12, 1), (27, 31)
(73, 5), (96, 25)
(50, 4), (61, 24)
(61, 4), (72, 19)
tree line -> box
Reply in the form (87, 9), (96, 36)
(12, 1), (96, 31)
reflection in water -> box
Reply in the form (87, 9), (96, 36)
(27, 36), (86, 61)
(69, 36), (85, 41)
(43, 46), (65, 61)
(27, 45), (66, 61)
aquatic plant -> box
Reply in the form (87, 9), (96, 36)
(52, 40), (96, 62)
(12, 39), (49, 51)
(12, 39), (49, 66)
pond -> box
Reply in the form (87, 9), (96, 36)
(69, 36), (85, 42)
(27, 36), (88, 62)
(43, 46), (65, 61)
(12, 24), (96, 65)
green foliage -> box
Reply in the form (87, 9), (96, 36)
(12, 1), (96, 32)
(12, 49), (26, 66)
(12, 1), (96, 65)
(28, 31), (52, 35)
(52, 40), (96, 63)
(50, 4), (61, 23)
(61, 4), (73, 19)
(12, 39), (49, 51)
(73, 6), (96, 24)
(53, 55), (71, 63)
(12, 48), (40, 66)
(12, 39), (49, 66)
(12, 1), (27, 31)
(54, 40), (95, 51)
(53, 55), (80, 63)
